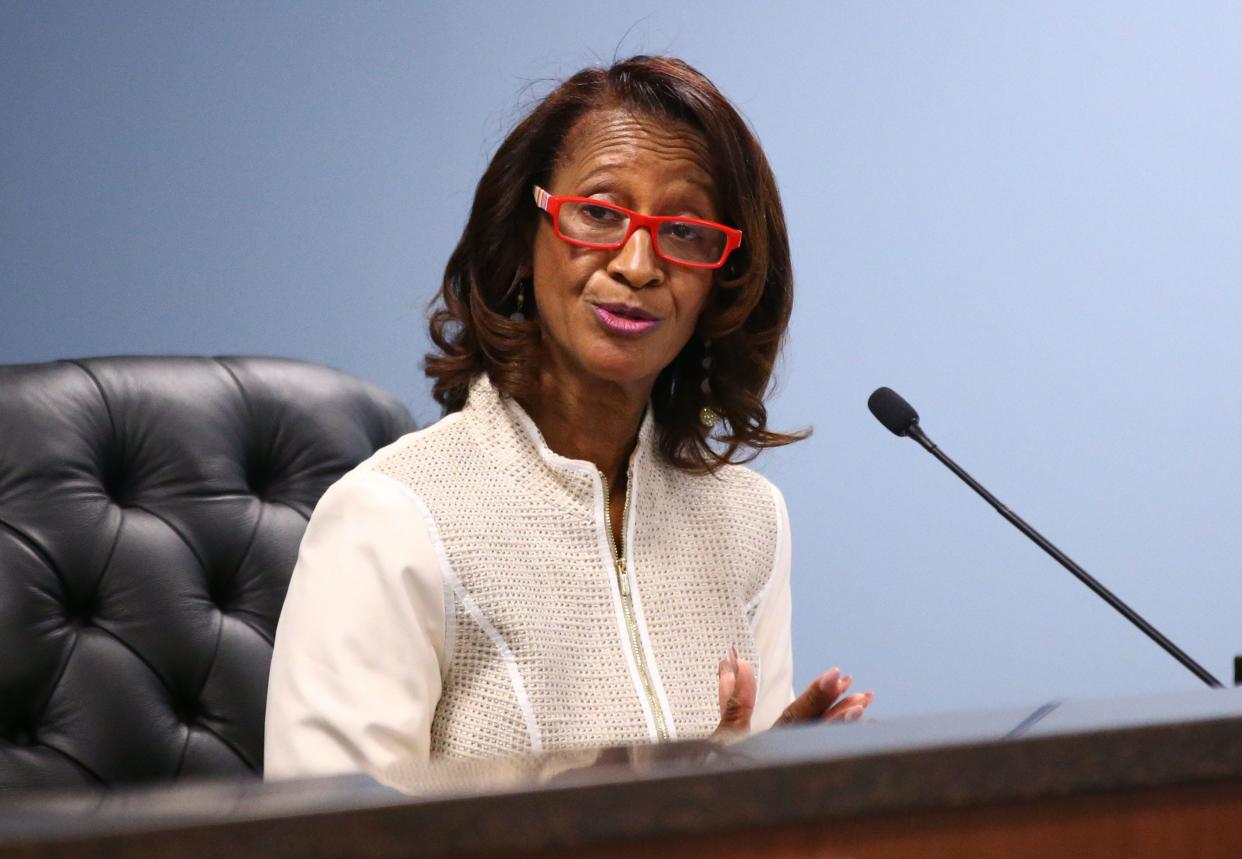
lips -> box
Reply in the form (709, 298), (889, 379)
(591, 302), (662, 336)
(594, 302), (659, 321)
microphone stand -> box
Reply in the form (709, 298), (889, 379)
(905, 422), (1222, 689)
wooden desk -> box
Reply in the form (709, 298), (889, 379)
(3, 687), (1241, 858)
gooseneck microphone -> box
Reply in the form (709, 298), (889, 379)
(867, 386), (1223, 689)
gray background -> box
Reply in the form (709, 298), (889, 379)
(4, 1), (1241, 718)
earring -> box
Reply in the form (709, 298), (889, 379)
(699, 338), (720, 428)
(509, 277), (530, 321)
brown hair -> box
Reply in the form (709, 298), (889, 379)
(425, 55), (807, 472)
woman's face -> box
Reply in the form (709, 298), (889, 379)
(531, 108), (718, 398)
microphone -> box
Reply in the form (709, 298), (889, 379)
(867, 386), (1223, 688)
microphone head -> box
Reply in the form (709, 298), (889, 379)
(868, 387), (920, 437)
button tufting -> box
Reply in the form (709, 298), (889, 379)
(173, 700), (198, 725)
(99, 449), (134, 507)
(245, 451), (276, 500)
(0, 356), (413, 789)
(66, 597), (96, 627)
(207, 576), (232, 611)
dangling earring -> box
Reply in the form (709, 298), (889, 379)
(699, 338), (720, 428)
(509, 277), (530, 322)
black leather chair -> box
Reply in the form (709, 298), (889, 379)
(0, 357), (414, 792)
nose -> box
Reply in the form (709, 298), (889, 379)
(607, 227), (664, 291)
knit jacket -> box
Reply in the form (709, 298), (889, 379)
(264, 374), (794, 779)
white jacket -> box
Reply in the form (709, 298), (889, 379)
(265, 374), (794, 779)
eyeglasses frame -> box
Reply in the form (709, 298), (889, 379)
(532, 185), (742, 270)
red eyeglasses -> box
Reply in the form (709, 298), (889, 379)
(533, 185), (742, 269)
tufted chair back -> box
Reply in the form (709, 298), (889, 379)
(0, 357), (414, 792)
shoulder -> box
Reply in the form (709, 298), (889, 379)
(364, 410), (467, 471)
(290, 427), (456, 650)
(301, 412), (469, 539)
(333, 409), (473, 495)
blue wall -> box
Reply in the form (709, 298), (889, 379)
(5, 2), (1241, 718)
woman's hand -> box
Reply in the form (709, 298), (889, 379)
(772, 664), (873, 727)
(713, 647), (873, 737)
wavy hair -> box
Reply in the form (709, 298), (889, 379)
(425, 55), (807, 471)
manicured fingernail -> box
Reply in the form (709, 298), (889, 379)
(817, 667), (841, 693)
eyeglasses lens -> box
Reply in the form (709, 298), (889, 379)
(656, 221), (727, 265)
(558, 201), (727, 266)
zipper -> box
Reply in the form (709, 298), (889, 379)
(600, 464), (669, 742)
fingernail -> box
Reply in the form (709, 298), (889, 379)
(845, 707), (863, 721)
(817, 667), (841, 693)
(840, 674), (853, 691)
(718, 658), (731, 678)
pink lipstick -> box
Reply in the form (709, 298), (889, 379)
(592, 303), (661, 336)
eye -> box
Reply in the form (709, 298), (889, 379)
(580, 203), (623, 223)
(667, 222), (705, 242)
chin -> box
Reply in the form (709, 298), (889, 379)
(580, 351), (662, 389)
(589, 364), (658, 388)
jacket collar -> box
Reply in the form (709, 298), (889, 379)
(463, 372), (656, 482)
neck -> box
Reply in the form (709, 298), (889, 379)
(522, 360), (650, 488)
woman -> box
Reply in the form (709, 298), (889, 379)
(265, 55), (871, 779)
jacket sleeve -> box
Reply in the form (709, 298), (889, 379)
(264, 468), (449, 780)
(751, 483), (795, 731)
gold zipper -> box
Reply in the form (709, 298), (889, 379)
(600, 465), (669, 742)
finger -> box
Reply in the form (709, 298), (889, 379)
(774, 667), (847, 726)
(822, 691), (874, 721)
(780, 670), (848, 725)
(716, 657), (735, 715)
(723, 649), (756, 728)
(834, 691), (874, 714)
(715, 655), (750, 729)
(713, 649), (756, 736)
(824, 691), (871, 716)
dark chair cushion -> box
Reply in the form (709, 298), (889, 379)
(0, 357), (414, 791)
